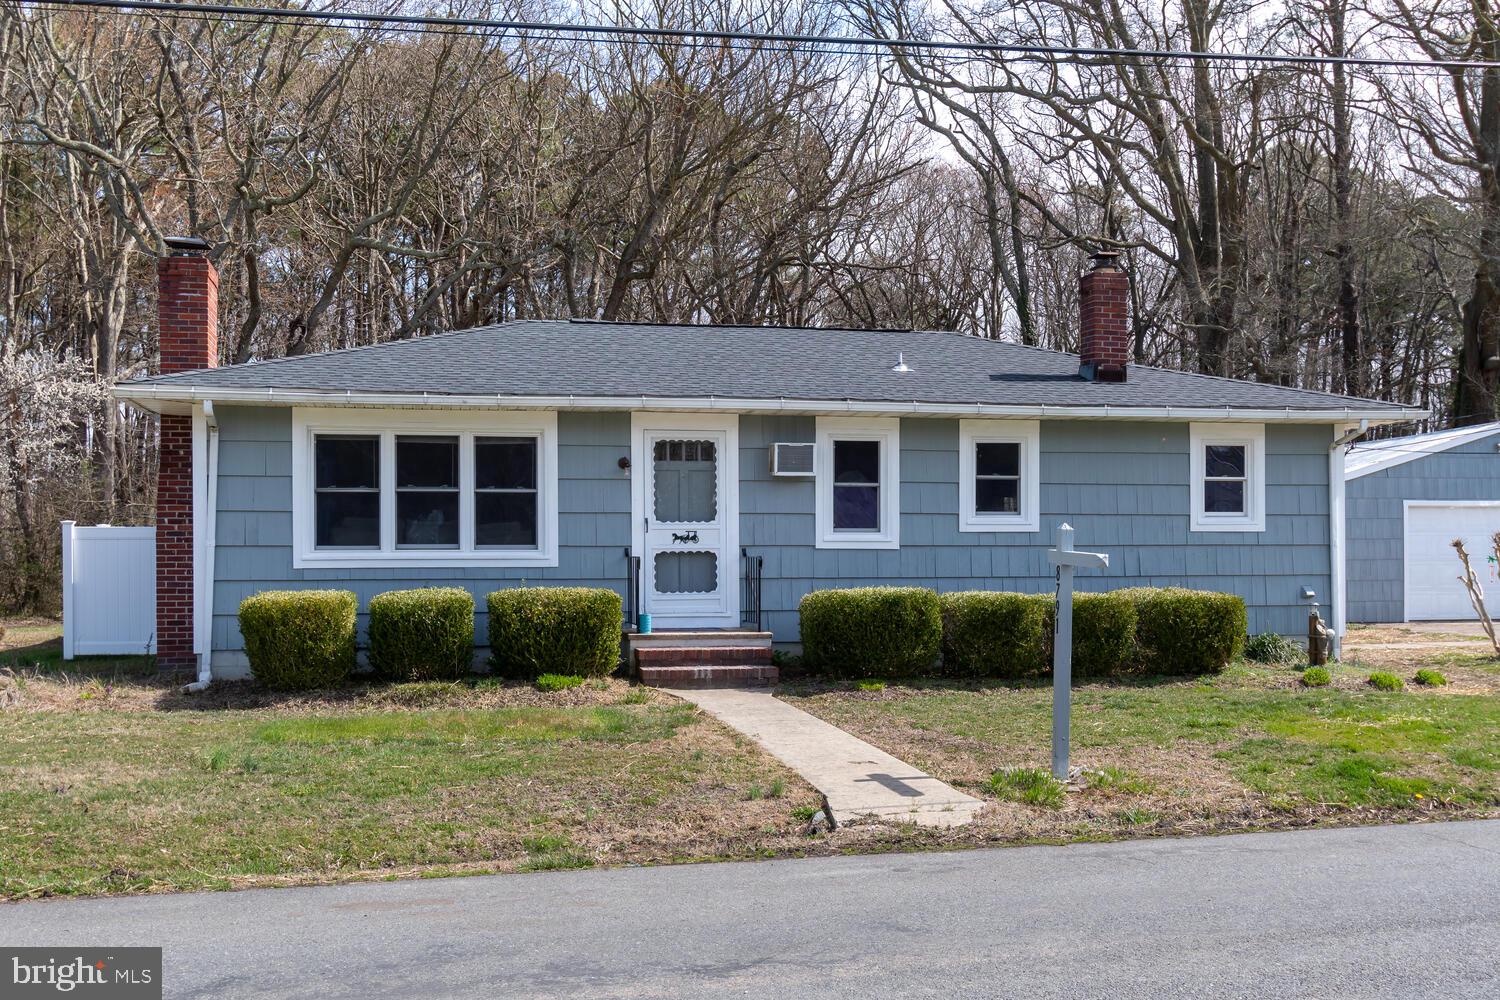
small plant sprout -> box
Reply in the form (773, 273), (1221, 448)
(855, 679), (886, 692)
(1245, 632), (1302, 666)
(1367, 671), (1404, 691)
(1414, 668), (1448, 687)
(535, 673), (585, 692)
(1301, 667), (1332, 688)
(989, 767), (1066, 809)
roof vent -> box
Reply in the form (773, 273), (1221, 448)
(891, 351), (914, 373)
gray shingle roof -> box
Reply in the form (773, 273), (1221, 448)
(119, 319), (1414, 414)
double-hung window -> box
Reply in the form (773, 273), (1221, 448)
(1189, 422), (1265, 532)
(475, 437), (539, 547)
(815, 416), (899, 549)
(293, 408), (557, 568)
(314, 435), (380, 547)
(396, 436), (460, 548)
(958, 419), (1040, 532)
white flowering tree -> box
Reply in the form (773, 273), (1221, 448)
(0, 352), (109, 610)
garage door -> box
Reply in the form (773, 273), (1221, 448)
(1406, 503), (1500, 620)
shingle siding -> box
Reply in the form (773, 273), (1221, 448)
(209, 406), (632, 666)
(741, 417), (1331, 642)
(1345, 431), (1500, 622)
(209, 406), (1334, 674)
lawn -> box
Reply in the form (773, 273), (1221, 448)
(778, 627), (1500, 843)
(0, 622), (819, 900)
(4, 619), (1498, 900)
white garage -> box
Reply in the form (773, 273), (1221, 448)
(1403, 502), (1500, 621)
(1346, 421), (1500, 623)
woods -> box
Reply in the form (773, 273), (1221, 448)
(0, 0), (1493, 610)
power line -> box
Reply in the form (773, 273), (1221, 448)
(27, 0), (1500, 72)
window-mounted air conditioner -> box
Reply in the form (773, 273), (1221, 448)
(770, 442), (815, 477)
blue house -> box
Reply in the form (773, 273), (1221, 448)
(117, 246), (1422, 682)
(1346, 421), (1500, 623)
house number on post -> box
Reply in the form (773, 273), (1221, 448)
(671, 530), (700, 544)
(1046, 523), (1109, 781)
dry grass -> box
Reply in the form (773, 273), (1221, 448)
(6, 617), (1498, 901)
(779, 633), (1500, 849)
(0, 619), (822, 901)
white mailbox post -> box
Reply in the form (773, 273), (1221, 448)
(1046, 523), (1109, 780)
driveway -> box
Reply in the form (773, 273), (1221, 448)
(3, 821), (1497, 999)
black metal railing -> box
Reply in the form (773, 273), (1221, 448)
(741, 547), (764, 632)
(624, 548), (641, 631)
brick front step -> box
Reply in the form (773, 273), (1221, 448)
(635, 645), (774, 667)
(638, 664), (779, 688)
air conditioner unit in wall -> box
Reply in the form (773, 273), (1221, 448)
(770, 442), (815, 477)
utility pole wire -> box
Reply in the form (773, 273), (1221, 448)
(25, 0), (1500, 71)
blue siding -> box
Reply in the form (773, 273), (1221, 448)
(211, 408), (1335, 669)
(210, 406), (632, 658)
(741, 417), (1331, 640)
(1345, 431), (1500, 622)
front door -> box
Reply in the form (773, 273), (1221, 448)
(632, 413), (739, 629)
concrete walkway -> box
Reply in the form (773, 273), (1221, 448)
(668, 687), (984, 827)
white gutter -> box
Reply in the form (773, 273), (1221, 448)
(111, 383), (1429, 425)
(185, 399), (219, 693)
(1327, 420), (1367, 658)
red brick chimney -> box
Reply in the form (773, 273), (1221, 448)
(1078, 250), (1129, 383)
(155, 236), (218, 672)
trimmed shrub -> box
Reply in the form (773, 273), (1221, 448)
(1245, 631), (1303, 666)
(238, 589), (357, 690)
(1301, 666), (1332, 688)
(487, 587), (622, 679)
(1414, 668), (1448, 687)
(1118, 587), (1247, 675)
(939, 591), (1050, 678)
(367, 587), (474, 682)
(1368, 671), (1404, 691)
(800, 587), (941, 679)
(1065, 592), (1138, 679)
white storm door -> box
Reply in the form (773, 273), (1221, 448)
(633, 414), (739, 628)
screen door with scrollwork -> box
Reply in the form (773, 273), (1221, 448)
(632, 413), (739, 628)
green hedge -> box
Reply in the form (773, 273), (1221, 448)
(1062, 592), (1139, 679)
(800, 587), (941, 678)
(939, 591), (1050, 678)
(1117, 587), (1246, 674)
(238, 589), (357, 690)
(487, 587), (622, 679)
(367, 587), (475, 681)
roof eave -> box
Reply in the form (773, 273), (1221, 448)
(1346, 421), (1500, 479)
(111, 383), (1428, 424)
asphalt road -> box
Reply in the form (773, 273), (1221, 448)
(3, 821), (1497, 999)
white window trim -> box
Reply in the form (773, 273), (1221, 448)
(1189, 421), (1266, 533)
(815, 416), (900, 549)
(291, 407), (558, 568)
(958, 418), (1040, 533)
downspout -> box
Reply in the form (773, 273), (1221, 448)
(185, 399), (219, 692)
(1327, 419), (1367, 660)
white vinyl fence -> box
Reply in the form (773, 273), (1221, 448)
(60, 521), (156, 659)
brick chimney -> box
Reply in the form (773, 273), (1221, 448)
(1078, 250), (1129, 383)
(155, 236), (218, 672)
